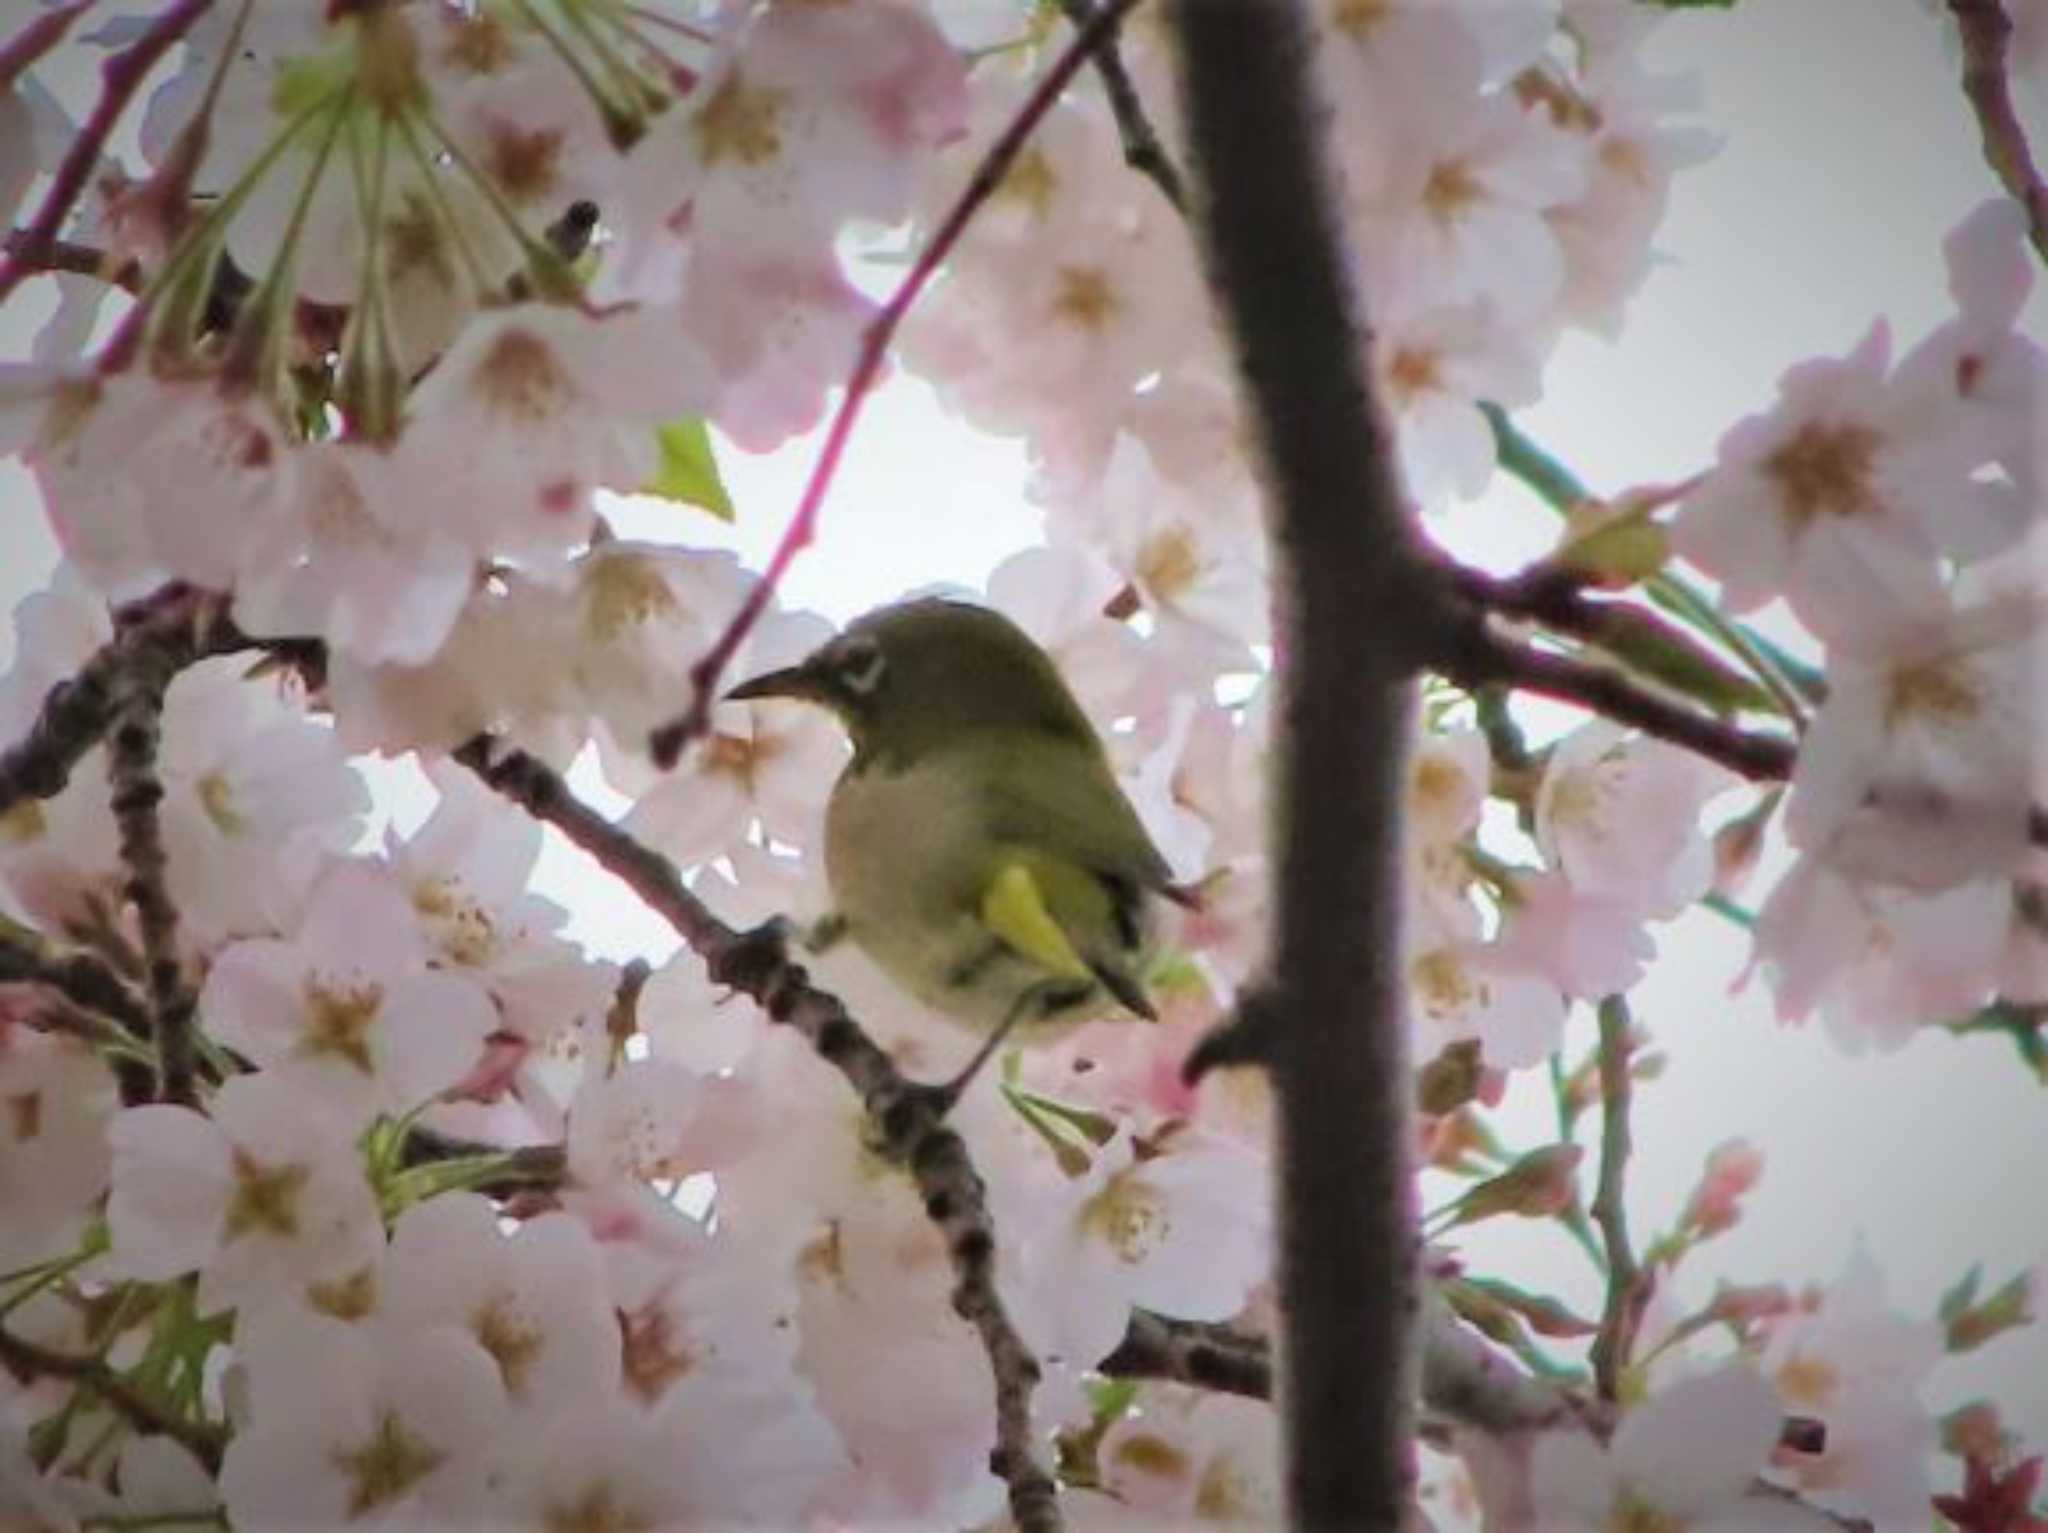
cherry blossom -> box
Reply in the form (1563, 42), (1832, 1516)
(0, 1031), (113, 1272)
(1757, 1242), (1942, 1523)
(105, 1072), (382, 1316)
(200, 857), (497, 1122)
(1785, 586), (2040, 891)
(382, 1193), (621, 1415)
(1671, 320), (1994, 642)
(220, 1313), (510, 1526)
(1524, 1364), (1803, 1531)
(1535, 719), (1732, 915)
(1014, 1122), (1270, 1371)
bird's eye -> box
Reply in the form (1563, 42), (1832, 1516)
(836, 637), (886, 695)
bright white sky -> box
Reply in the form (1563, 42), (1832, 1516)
(2, 0), (2045, 1477)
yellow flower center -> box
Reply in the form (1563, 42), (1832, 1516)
(472, 328), (575, 426)
(223, 1149), (310, 1241)
(1052, 266), (1119, 331)
(299, 979), (386, 1075)
(695, 72), (786, 168)
(1762, 420), (1882, 527)
(332, 1410), (446, 1520)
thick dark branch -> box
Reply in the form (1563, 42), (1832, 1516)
(0, 585), (242, 824)
(0, 0), (217, 306)
(1949, 0), (2048, 266)
(1056, 0), (1187, 212)
(1586, 998), (1646, 1403)
(453, 735), (1061, 1532)
(1169, 1), (1425, 1522)
(1100, 1308), (1272, 1399)
(0, 919), (152, 1041)
(0, 1324), (226, 1473)
(104, 656), (198, 1109)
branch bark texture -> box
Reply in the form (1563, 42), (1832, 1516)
(453, 736), (1061, 1532)
(1169, 1), (1427, 1520)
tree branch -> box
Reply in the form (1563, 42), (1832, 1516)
(0, 0), (217, 306)
(1586, 997), (1647, 1404)
(1, 229), (145, 293)
(453, 734), (1062, 1532)
(1948, 0), (2048, 267)
(0, 1324), (226, 1474)
(0, 585), (242, 825)
(104, 654), (199, 1110)
(1055, 0), (1187, 212)
(1439, 615), (1799, 782)
(648, 0), (1150, 769)
(1168, 0), (1427, 1521)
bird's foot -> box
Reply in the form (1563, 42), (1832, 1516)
(710, 917), (797, 994)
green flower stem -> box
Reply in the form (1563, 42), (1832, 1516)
(1482, 403), (1823, 722)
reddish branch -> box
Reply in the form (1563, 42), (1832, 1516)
(0, 2), (90, 91)
(453, 734), (1063, 1532)
(0, 0), (217, 306)
(647, 0), (1150, 769)
(1949, 0), (2048, 267)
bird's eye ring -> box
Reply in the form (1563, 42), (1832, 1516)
(836, 636), (886, 695)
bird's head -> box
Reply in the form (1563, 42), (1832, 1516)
(726, 598), (1099, 767)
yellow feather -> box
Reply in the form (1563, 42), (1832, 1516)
(980, 862), (1092, 982)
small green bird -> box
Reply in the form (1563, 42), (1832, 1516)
(727, 598), (1192, 1103)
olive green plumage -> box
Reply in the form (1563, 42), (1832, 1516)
(728, 598), (1185, 1037)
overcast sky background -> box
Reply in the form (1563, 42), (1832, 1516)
(2, 0), (2045, 1481)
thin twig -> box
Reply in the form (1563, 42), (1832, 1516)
(1, 229), (146, 292)
(106, 661), (199, 1109)
(1586, 997), (1646, 1403)
(0, 0), (218, 306)
(1949, 0), (2048, 266)
(1056, 0), (1187, 212)
(0, 2), (90, 92)
(1168, 0), (1426, 1521)
(453, 734), (1061, 1533)
(647, 0), (1149, 769)
(0, 1324), (227, 1473)
(1439, 617), (1799, 783)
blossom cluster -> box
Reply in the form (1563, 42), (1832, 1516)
(0, 0), (2043, 1528)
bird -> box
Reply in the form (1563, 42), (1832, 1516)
(726, 597), (1194, 1108)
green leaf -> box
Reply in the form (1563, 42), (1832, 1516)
(1938, 1264), (1984, 1327)
(1946, 1269), (2035, 1353)
(1461, 1276), (1599, 1338)
(644, 417), (734, 521)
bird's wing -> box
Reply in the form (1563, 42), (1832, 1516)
(975, 732), (1179, 897)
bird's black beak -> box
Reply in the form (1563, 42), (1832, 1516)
(725, 663), (820, 704)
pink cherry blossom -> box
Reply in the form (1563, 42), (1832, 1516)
(106, 1072), (382, 1317)
(1671, 321), (1983, 643)
(200, 858), (498, 1122)
(1526, 1364), (1803, 1531)
(382, 1193), (621, 1414)
(0, 1031), (113, 1271)
(220, 1314), (510, 1526)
